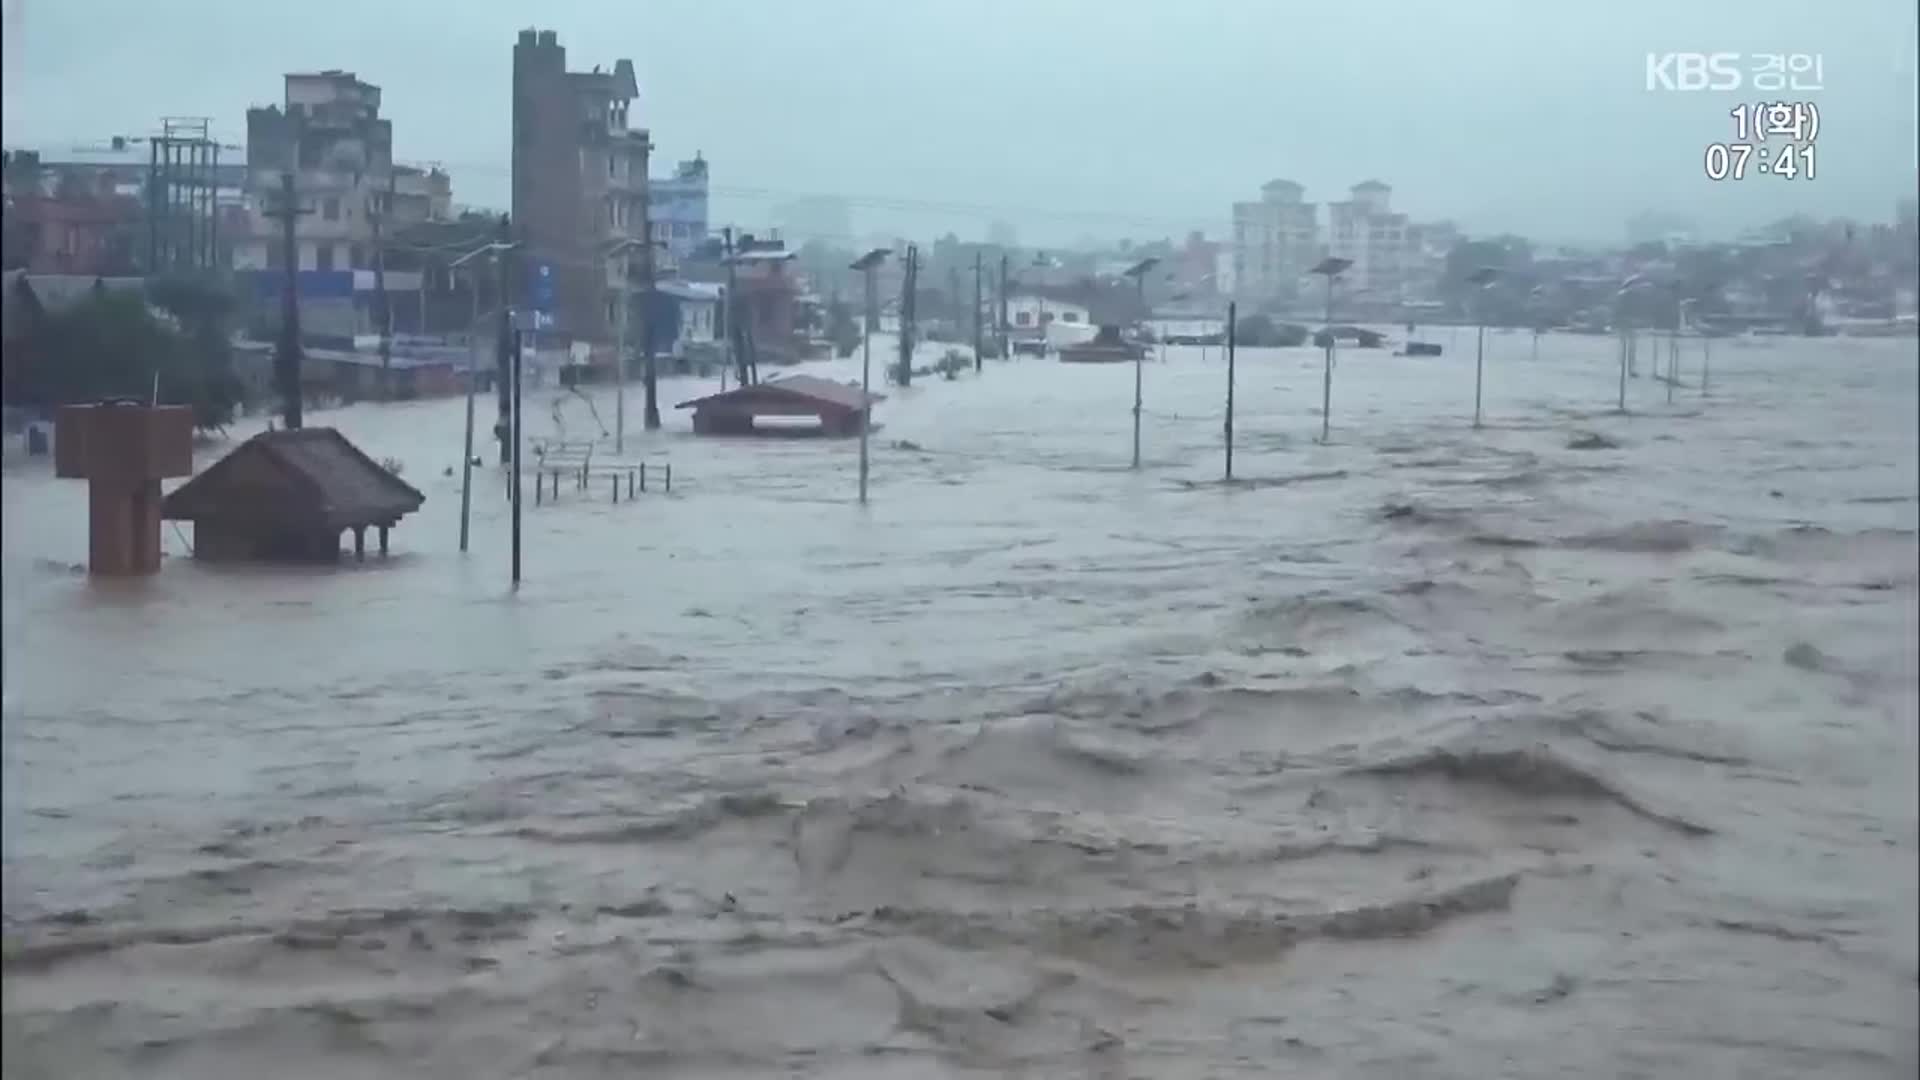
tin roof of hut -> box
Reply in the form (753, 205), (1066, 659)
(161, 427), (425, 529)
(675, 373), (883, 414)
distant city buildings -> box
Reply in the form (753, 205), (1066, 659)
(650, 154), (708, 260)
(1230, 178), (1444, 309)
(511, 28), (647, 348)
(1231, 179), (1319, 306)
(773, 195), (852, 246)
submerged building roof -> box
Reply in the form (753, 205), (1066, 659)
(161, 427), (425, 529)
(675, 373), (881, 414)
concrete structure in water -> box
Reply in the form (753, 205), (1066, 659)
(512, 28), (649, 351)
(53, 401), (195, 575)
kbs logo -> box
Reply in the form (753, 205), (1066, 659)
(1646, 53), (1743, 91)
(1647, 53), (1826, 92)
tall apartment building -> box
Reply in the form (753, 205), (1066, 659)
(1231, 179), (1319, 307)
(240, 71), (396, 335)
(242, 72), (390, 274)
(511, 28), (649, 347)
(1325, 180), (1412, 299)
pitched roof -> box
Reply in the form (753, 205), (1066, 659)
(161, 427), (425, 528)
(675, 373), (882, 413)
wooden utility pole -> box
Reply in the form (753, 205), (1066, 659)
(372, 172), (395, 398)
(641, 209), (660, 431)
(262, 170), (311, 430)
(722, 227), (749, 388)
(1224, 301), (1237, 480)
(972, 251), (984, 372)
(997, 253), (1010, 358)
(896, 245), (918, 386)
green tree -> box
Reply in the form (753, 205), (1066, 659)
(5, 278), (242, 431)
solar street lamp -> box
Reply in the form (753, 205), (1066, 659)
(1122, 257), (1160, 469)
(1468, 265), (1499, 429)
(1309, 256), (1353, 443)
(850, 247), (891, 504)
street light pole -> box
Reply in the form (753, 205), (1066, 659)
(851, 248), (891, 504)
(1469, 266), (1499, 429)
(1615, 275), (1649, 414)
(1310, 257), (1352, 444)
(450, 240), (515, 553)
(1123, 257), (1159, 470)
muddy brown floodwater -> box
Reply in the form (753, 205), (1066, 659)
(3, 332), (1917, 1078)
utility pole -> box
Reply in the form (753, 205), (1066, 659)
(897, 245), (918, 386)
(641, 239), (661, 431)
(262, 170), (312, 430)
(998, 253), (1010, 359)
(1224, 300), (1237, 481)
(722, 227), (748, 388)
(372, 172), (394, 399)
(973, 251), (984, 372)
(614, 246), (631, 454)
(852, 248), (890, 504)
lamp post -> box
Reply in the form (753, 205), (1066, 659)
(850, 247), (891, 504)
(1528, 284), (1546, 362)
(1468, 266), (1499, 429)
(604, 237), (669, 455)
(1123, 257), (1160, 469)
(449, 240), (516, 553)
(1614, 274), (1652, 413)
(1309, 256), (1353, 443)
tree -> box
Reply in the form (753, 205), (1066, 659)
(3, 278), (241, 431)
(827, 296), (860, 358)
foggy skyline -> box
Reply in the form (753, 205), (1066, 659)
(3, 0), (1915, 248)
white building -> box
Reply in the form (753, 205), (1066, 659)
(1005, 290), (1096, 346)
(1231, 179), (1320, 306)
(1325, 180), (1413, 301)
(657, 280), (721, 354)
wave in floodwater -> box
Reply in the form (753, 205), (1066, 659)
(2, 334), (1917, 1079)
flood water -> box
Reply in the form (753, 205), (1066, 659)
(4, 331), (1917, 1078)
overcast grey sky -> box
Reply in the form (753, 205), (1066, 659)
(4, 0), (1915, 248)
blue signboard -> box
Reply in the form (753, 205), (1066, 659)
(530, 263), (554, 314)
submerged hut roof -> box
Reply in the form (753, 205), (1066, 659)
(675, 373), (883, 414)
(161, 427), (424, 529)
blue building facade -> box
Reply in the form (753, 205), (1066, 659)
(650, 155), (709, 260)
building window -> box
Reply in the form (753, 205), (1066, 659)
(608, 153), (616, 178)
(323, 197), (340, 221)
(317, 242), (335, 272)
(607, 298), (617, 325)
(1015, 311), (1032, 327)
(1062, 311), (1080, 323)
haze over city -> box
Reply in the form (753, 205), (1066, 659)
(4, 0), (1915, 247)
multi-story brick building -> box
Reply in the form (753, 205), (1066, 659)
(511, 28), (649, 351)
